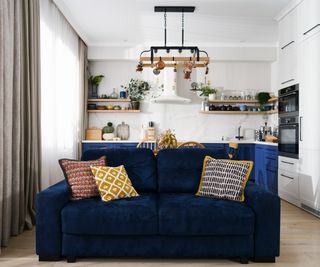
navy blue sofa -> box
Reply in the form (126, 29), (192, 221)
(36, 148), (280, 264)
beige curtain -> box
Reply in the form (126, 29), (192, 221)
(78, 39), (89, 159)
(0, 0), (41, 251)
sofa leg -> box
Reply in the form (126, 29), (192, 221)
(252, 257), (275, 263)
(67, 256), (77, 263)
(240, 257), (249, 264)
(39, 255), (61, 261)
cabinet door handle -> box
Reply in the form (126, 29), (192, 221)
(280, 173), (294, 180)
(281, 79), (295, 85)
(281, 160), (294, 165)
(300, 116), (303, 141)
(281, 40), (295, 50)
(303, 24), (320, 36)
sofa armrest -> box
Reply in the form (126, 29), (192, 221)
(36, 180), (70, 259)
(244, 182), (280, 259)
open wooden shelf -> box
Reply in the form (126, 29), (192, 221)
(200, 110), (278, 115)
(207, 97), (278, 104)
(88, 98), (131, 102)
(88, 110), (140, 113)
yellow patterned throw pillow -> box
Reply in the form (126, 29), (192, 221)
(90, 165), (139, 202)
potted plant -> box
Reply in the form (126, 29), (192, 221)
(127, 78), (150, 110)
(257, 92), (271, 111)
(198, 83), (217, 100)
(88, 75), (104, 98)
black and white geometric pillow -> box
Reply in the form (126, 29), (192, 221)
(196, 156), (253, 202)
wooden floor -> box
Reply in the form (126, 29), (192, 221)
(0, 201), (319, 266)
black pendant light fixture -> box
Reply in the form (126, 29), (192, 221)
(137, 6), (210, 78)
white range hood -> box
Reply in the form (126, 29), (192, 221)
(150, 69), (191, 104)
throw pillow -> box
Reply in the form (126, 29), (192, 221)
(59, 156), (106, 200)
(91, 165), (139, 202)
(196, 156), (253, 202)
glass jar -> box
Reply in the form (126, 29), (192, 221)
(110, 88), (118, 99)
(116, 122), (130, 140)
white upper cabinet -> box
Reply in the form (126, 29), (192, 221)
(300, 0), (320, 39)
(278, 8), (299, 88)
(279, 7), (299, 49)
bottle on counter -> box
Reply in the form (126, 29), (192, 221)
(147, 121), (156, 141)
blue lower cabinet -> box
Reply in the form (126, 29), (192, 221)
(82, 143), (113, 153)
(237, 144), (255, 181)
(254, 145), (278, 195)
(82, 142), (138, 153)
(203, 143), (227, 150)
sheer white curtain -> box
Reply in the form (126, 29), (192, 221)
(40, 0), (80, 189)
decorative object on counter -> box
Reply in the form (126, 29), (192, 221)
(147, 121), (156, 141)
(113, 105), (121, 110)
(265, 135), (278, 143)
(137, 6), (210, 75)
(116, 122), (130, 140)
(85, 128), (102, 140)
(88, 75), (104, 98)
(102, 122), (115, 140)
(110, 88), (118, 99)
(157, 129), (177, 150)
(106, 105), (113, 110)
(127, 78), (150, 110)
(119, 86), (127, 98)
(257, 92), (271, 111)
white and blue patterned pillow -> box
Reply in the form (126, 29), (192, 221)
(196, 156), (253, 202)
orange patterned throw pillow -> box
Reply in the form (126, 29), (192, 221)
(59, 156), (106, 200)
(91, 165), (139, 202)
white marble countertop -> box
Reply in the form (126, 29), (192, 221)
(82, 139), (278, 146)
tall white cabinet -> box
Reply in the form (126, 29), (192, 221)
(278, 0), (320, 217)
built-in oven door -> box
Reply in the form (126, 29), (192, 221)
(279, 91), (299, 115)
(278, 123), (299, 158)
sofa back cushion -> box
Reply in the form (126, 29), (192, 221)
(81, 148), (157, 192)
(157, 148), (228, 193)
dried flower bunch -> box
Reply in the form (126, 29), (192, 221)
(157, 129), (178, 149)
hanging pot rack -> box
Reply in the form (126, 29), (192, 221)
(137, 6), (210, 73)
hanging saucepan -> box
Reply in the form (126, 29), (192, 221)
(205, 62), (209, 75)
(153, 68), (161, 75)
(155, 57), (165, 70)
(136, 61), (143, 72)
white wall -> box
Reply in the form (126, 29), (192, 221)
(89, 60), (276, 141)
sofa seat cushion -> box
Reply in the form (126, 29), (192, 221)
(61, 193), (158, 235)
(159, 193), (255, 236)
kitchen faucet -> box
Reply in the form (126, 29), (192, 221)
(235, 126), (244, 140)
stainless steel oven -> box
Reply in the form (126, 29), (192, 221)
(278, 116), (299, 158)
(279, 84), (299, 116)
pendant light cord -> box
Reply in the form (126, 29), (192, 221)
(164, 11), (167, 47)
(182, 10), (185, 47)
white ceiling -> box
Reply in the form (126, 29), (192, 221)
(53, 0), (292, 47)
